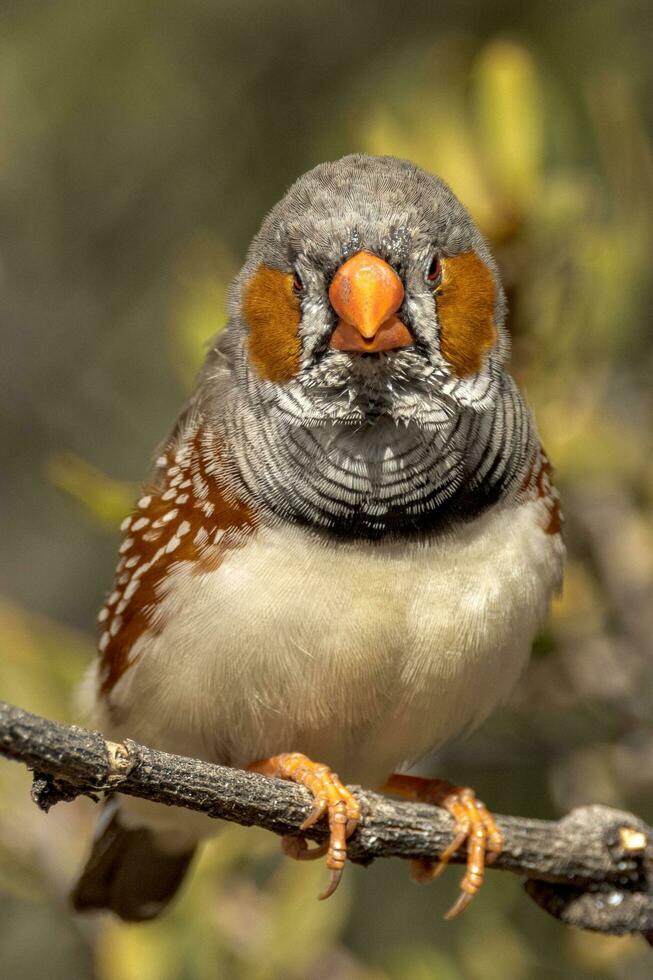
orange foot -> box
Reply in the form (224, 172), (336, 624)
(382, 774), (503, 919)
(248, 753), (360, 899)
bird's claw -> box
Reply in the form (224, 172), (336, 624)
(248, 752), (360, 899)
(384, 774), (503, 918)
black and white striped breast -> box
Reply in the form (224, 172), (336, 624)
(222, 374), (535, 540)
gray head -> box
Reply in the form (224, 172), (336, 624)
(224, 153), (509, 430)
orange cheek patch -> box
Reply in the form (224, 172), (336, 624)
(436, 252), (497, 377)
(243, 265), (302, 383)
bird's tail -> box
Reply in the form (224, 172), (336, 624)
(71, 799), (196, 922)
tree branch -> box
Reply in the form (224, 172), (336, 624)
(1, 700), (651, 939)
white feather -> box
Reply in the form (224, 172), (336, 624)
(91, 498), (563, 839)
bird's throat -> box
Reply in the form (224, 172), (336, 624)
(225, 394), (531, 540)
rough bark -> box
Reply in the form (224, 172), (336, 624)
(1, 699), (651, 939)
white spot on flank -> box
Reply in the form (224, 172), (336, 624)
(107, 590), (120, 606)
(116, 598), (128, 615)
(110, 615), (123, 637)
(166, 535), (181, 553)
(192, 472), (209, 500)
(213, 528), (225, 544)
(194, 527), (209, 546)
(167, 465), (180, 477)
(120, 516), (132, 532)
(132, 517), (149, 531)
(161, 488), (177, 501)
(143, 530), (162, 542)
(119, 537), (134, 554)
(156, 455), (167, 468)
(138, 495), (152, 509)
(178, 480), (192, 490)
(117, 574), (129, 585)
(99, 631), (110, 652)
(132, 561), (151, 580)
(202, 502), (215, 517)
(169, 473), (183, 487)
(177, 521), (191, 537)
(124, 579), (141, 600)
(98, 607), (109, 622)
(125, 555), (140, 568)
(175, 493), (189, 505)
(160, 509), (178, 524)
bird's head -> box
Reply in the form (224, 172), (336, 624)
(227, 154), (508, 430)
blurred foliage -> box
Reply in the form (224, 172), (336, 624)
(1, 1), (652, 978)
(168, 235), (236, 389)
(46, 453), (137, 531)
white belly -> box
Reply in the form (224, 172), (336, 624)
(97, 499), (563, 788)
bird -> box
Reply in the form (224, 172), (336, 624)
(72, 153), (564, 923)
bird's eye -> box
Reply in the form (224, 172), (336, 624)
(426, 254), (442, 285)
(292, 270), (304, 294)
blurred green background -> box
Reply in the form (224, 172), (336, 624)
(1, 1), (652, 978)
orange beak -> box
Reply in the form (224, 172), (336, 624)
(328, 251), (413, 353)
